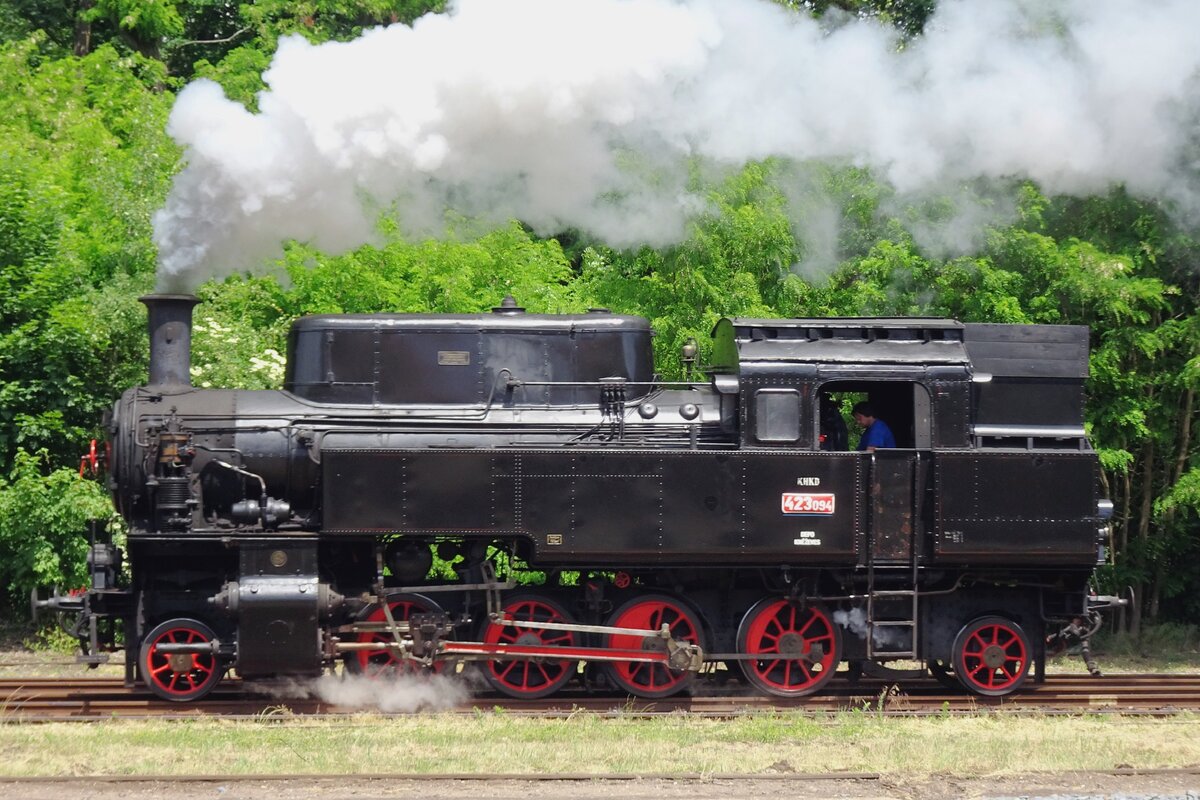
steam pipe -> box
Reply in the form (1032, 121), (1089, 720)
(140, 294), (200, 387)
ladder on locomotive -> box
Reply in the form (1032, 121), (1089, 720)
(865, 451), (921, 661)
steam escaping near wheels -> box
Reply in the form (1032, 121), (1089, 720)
(153, 0), (1200, 291)
(243, 671), (471, 713)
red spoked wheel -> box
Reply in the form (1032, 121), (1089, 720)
(348, 594), (447, 676)
(737, 598), (841, 697)
(603, 594), (705, 699)
(139, 618), (224, 702)
(481, 593), (578, 699)
(952, 615), (1031, 697)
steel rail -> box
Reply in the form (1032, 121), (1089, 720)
(2, 673), (1200, 721)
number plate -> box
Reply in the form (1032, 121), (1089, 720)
(781, 493), (836, 515)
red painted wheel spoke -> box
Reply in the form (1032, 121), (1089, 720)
(740, 601), (839, 695)
(486, 597), (578, 696)
(606, 598), (701, 697)
(356, 597), (448, 675)
(955, 618), (1030, 695)
(521, 663), (536, 689)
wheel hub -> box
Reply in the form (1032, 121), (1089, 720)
(981, 644), (1007, 669)
(514, 632), (543, 647)
(778, 632), (807, 658)
(640, 636), (668, 653)
(168, 653), (192, 672)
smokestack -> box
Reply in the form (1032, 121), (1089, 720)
(140, 294), (200, 387)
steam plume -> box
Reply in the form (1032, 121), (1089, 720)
(153, 0), (1200, 290)
(246, 672), (470, 712)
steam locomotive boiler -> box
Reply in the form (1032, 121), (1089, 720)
(57, 293), (1117, 701)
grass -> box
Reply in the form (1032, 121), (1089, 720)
(0, 620), (1197, 779)
(0, 712), (1196, 777)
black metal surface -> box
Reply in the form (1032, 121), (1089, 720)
(972, 377), (1087, 431)
(285, 311), (654, 406)
(85, 299), (1110, 699)
(871, 450), (916, 562)
(140, 295), (200, 387)
(322, 448), (864, 565)
(963, 323), (1089, 378)
(233, 544), (321, 677)
(934, 452), (1099, 563)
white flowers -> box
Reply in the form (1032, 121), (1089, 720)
(249, 349), (286, 383)
(189, 314), (287, 389)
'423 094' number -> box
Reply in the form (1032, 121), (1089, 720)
(781, 493), (836, 515)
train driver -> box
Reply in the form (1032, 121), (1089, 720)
(852, 402), (896, 452)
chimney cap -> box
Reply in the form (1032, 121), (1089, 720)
(491, 295), (525, 314)
(139, 293), (201, 306)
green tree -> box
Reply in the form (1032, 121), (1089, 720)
(0, 40), (169, 471)
(0, 449), (115, 613)
(578, 162), (795, 377)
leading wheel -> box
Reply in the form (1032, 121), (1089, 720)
(481, 593), (578, 699)
(348, 594), (447, 676)
(139, 618), (224, 702)
(737, 598), (841, 697)
(603, 594), (705, 699)
(952, 615), (1030, 697)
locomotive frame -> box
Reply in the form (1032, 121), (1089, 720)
(49, 293), (1119, 701)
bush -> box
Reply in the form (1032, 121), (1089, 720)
(0, 448), (116, 616)
(1094, 622), (1200, 659)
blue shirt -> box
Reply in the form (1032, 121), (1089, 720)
(858, 419), (896, 450)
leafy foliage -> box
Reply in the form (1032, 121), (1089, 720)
(0, 40), (168, 472)
(0, 2), (1195, 633)
(0, 449), (115, 612)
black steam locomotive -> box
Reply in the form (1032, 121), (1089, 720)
(52, 293), (1118, 701)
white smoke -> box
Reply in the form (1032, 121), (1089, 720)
(153, 0), (1200, 290)
(245, 671), (470, 712)
(833, 607), (868, 639)
(834, 606), (906, 648)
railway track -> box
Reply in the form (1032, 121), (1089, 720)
(1, 673), (1198, 720)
